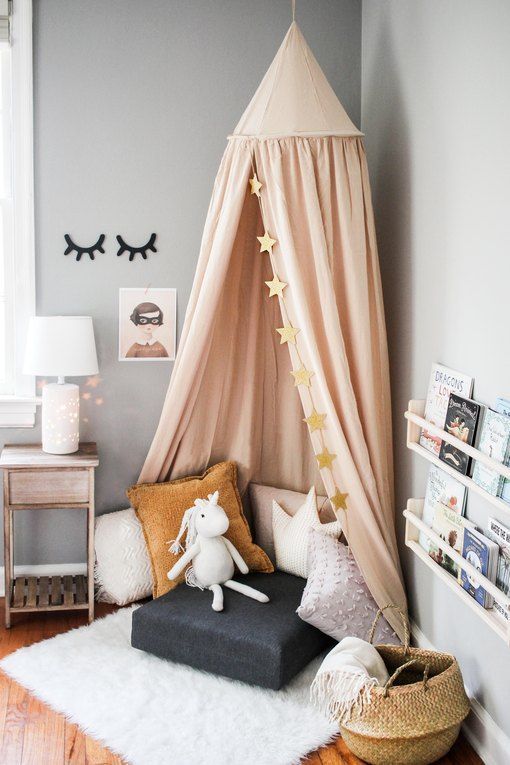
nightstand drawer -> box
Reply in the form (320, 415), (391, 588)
(8, 469), (90, 506)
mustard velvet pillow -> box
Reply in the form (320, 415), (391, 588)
(128, 461), (273, 598)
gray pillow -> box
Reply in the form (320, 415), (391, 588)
(297, 528), (400, 644)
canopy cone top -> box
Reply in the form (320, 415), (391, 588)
(233, 22), (362, 138)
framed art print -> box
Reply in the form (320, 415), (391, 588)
(118, 288), (176, 361)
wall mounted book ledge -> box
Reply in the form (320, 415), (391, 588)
(406, 400), (510, 518)
(404, 402), (510, 644)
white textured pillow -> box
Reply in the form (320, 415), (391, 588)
(272, 487), (342, 578)
(249, 483), (332, 563)
(95, 508), (152, 605)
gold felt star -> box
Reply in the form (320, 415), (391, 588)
(290, 365), (314, 387)
(265, 274), (287, 298)
(331, 488), (349, 511)
(316, 447), (337, 470)
(303, 409), (326, 431)
(249, 174), (263, 197)
(276, 324), (300, 345)
(257, 231), (277, 255)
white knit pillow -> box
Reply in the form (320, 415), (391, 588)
(249, 483), (331, 563)
(272, 487), (341, 578)
(95, 508), (152, 605)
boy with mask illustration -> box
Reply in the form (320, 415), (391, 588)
(125, 302), (169, 358)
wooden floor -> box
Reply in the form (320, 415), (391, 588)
(0, 602), (483, 765)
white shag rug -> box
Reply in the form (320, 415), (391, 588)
(0, 607), (337, 765)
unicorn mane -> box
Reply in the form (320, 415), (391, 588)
(168, 492), (219, 555)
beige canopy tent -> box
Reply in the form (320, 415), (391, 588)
(140, 23), (407, 637)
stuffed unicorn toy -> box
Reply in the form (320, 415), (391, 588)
(167, 491), (270, 611)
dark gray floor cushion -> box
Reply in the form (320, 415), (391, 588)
(131, 571), (334, 689)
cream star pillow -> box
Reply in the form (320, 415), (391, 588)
(272, 486), (342, 578)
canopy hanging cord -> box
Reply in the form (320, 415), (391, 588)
(292, 0), (296, 22)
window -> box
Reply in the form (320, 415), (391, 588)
(0, 0), (36, 426)
(0, 45), (14, 391)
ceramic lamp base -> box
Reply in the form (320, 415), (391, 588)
(42, 383), (80, 454)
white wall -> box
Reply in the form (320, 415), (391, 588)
(362, 0), (510, 739)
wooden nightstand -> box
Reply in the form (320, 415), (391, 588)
(0, 443), (99, 628)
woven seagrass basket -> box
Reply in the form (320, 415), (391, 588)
(340, 606), (470, 765)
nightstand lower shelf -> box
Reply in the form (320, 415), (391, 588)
(9, 574), (89, 614)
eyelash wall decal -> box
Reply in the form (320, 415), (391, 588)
(116, 233), (157, 261)
(64, 234), (106, 261)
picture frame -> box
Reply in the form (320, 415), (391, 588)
(118, 287), (176, 362)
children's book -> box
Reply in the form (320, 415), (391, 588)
(495, 397), (510, 504)
(472, 409), (510, 496)
(420, 364), (474, 456)
(458, 527), (499, 608)
(419, 465), (467, 552)
(486, 517), (510, 622)
(429, 502), (473, 577)
(439, 394), (481, 475)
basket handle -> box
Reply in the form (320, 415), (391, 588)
(368, 604), (410, 651)
(382, 658), (430, 698)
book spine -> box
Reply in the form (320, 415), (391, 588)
(500, 440), (510, 503)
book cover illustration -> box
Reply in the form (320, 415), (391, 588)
(429, 502), (472, 577)
(486, 517), (510, 621)
(472, 409), (510, 496)
(495, 397), (510, 504)
(420, 364), (474, 456)
(439, 394), (481, 475)
(459, 528), (498, 608)
(419, 465), (467, 552)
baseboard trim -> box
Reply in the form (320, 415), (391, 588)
(411, 620), (510, 765)
(0, 563), (87, 597)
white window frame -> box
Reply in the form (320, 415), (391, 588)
(0, 0), (36, 427)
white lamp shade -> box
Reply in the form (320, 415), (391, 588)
(23, 316), (99, 377)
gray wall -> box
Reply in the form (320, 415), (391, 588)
(0, 0), (362, 565)
(362, 0), (510, 736)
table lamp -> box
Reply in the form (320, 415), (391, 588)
(23, 316), (99, 454)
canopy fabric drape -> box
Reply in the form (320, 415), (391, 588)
(139, 23), (407, 638)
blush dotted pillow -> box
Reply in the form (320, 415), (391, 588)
(297, 527), (399, 643)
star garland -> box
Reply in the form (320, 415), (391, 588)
(276, 324), (300, 345)
(331, 488), (349, 511)
(265, 275), (287, 298)
(303, 409), (326, 432)
(316, 447), (337, 470)
(290, 365), (313, 387)
(249, 173), (263, 198)
(257, 231), (277, 255)
(248, 167), (349, 515)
